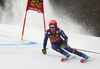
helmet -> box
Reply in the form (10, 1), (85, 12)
(49, 20), (57, 28)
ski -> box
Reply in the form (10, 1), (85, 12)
(80, 59), (87, 63)
(61, 57), (90, 63)
(80, 57), (90, 63)
(61, 57), (69, 62)
(61, 58), (88, 63)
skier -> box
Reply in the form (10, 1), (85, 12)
(42, 20), (89, 60)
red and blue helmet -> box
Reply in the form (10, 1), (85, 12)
(49, 20), (57, 28)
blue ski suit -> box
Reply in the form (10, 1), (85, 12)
(43, 28), (87, 58)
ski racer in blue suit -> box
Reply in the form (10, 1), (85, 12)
(42, 20), (89, 59)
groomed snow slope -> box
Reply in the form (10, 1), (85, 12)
(0, 21), (100, 69)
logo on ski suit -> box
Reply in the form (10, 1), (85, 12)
(47, 28), (62, 44)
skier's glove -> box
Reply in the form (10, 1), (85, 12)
(60, 43), (67, 48)
(42, 48), (47, 54)
(60, 43), (70, 48)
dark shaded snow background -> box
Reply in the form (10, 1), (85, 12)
(0, 0), (100, 36)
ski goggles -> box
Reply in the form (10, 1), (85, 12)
(49, 25), (55, 28)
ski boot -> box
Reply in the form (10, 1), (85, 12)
(61, 54), (70, 62)
(80, 54), (90, 63)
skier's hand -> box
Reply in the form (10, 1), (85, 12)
(60, 43), (67, 48)
(42, 48), (47, 54)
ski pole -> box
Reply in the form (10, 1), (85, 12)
(66, 47), (100, 55)
(76, 48), (100, 55)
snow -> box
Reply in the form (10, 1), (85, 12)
(0, 23), (100, 69)
(0, 0), (100, 69)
